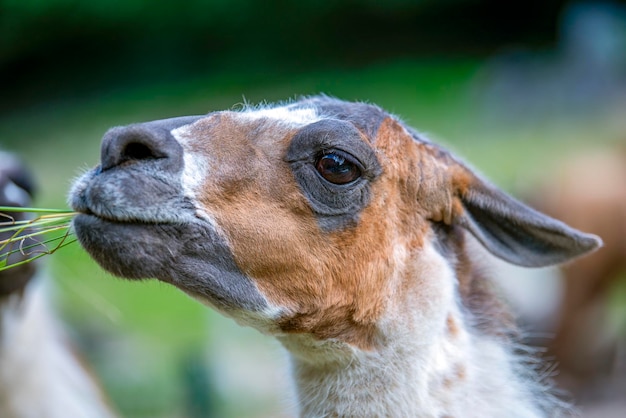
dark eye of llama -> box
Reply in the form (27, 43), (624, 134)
(315, 152), (361, 185)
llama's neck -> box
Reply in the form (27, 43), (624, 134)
(279, 246), (557, 418)
(282, 311), (551, 418)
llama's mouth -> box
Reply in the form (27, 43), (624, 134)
(68, 158), (200, 227)
(71, 207), (269, 313)
(69, 173), (199, 226)
(66, 115), (271, 314)
(73, 207), (185, 226)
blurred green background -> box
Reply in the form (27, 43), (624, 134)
(1, 0), (625, 417)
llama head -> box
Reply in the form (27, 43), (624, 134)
(69, 97), (600, 349)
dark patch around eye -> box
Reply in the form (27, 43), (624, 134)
(286, 119), (382, 231)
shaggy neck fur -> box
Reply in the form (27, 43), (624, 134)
(278, 243), (561, 418)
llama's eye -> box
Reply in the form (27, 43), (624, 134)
(315, 152), (361, 185)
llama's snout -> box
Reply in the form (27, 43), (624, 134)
(99, 116), (202, 174)
(69, 116), (207, 226)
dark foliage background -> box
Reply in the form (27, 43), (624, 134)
(2, 0), (584, 111)
(1, 1), (625, 417)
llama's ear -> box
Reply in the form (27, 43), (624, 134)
(454, 174), (602, 267)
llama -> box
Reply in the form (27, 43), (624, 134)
(0, 152), (115, 418)
(69, 96), (601, 417)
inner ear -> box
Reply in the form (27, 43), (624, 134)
(454, 173), (602, 268)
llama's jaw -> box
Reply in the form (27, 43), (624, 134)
(69, 161), (271, 315)
(71, 211), (269, 313)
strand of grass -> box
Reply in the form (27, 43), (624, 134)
(0, 216), (74, 233)
(0, 208), (77, 271)
(1, 232), (75, 258)
(0, 225), (73, 246)
(21, 230), (74, 257)
(0, 206), (74, 214)
(1, 231), (75, 262)
(0, 224), (68, 246)
(0, 224), (73, 256)
(0, 210), (76, 222)
(0, 226), (26, 253)
(20, 225), (73, 256)
(0, 238), (78, 271)
(0, 208), (75, 231)
(0, 230), (76, 266)
(0, 214), (74, 241)
(0, 234), (74, 267)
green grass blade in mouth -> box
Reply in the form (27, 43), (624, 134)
(0, 207), (77, 272)
(0, 206), (76, 214)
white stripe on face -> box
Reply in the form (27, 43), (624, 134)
(239, 104), (320, 127)
(171, 124), (209, 200)
(171, 104), (319, 203)
(170, 124), (218, 227)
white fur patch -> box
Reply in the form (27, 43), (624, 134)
(171, 125), (209, 198)
(170, 124), (220, 228)
(239, 104), (320, 127)
(171, 104), (318, 225)
(284, 240), (557, 417)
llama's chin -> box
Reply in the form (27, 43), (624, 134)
(71, 213), (270, 312)
(72, 213), (173, 280)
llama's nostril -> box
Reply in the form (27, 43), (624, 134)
(100, 127), (176, 172)
(123, 142), (160, 161)
(100, 115), (202, 173)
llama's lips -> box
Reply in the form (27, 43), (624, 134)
(73, 208), (135, 225)
(71, 207), (269, 312)
(78, 207), (94, 216)
(73, 198), (196, 225)
(73, 211), (176, 227)
(74, 211), (136, 225)
(69, 161), (196, 227)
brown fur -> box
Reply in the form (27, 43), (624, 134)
(186, 115), (441, 349)
(188, 114), (519, 349)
